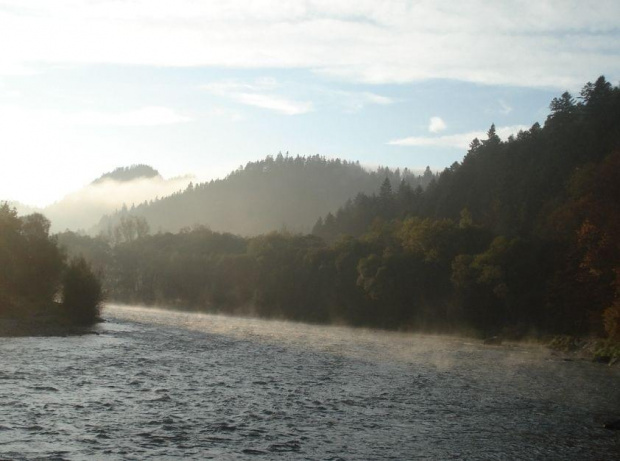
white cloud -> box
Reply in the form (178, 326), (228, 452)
(498, 99), (513, 115)
(233, 93), (313, 115)
(389, 124), (530, 149)
(201, 80), (272, 95)
(0, 1), (618, 88)
(0, 82), (21, 99)
(428, 116), (446, 133)
(202, 79), (313, 115)
(362, 92), (394, 105)
(206, 106), (245, 122)
(312, 88), (394, 113)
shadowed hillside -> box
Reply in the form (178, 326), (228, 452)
(95, 154), (435, 237)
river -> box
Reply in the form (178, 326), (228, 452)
(0, 304), (618, 460)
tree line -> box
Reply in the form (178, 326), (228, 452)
(0, 203), (102, 327)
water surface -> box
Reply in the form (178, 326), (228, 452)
(1, 304), (618, 460)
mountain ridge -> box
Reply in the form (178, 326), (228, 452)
(95, 154), (436, 237)
(92, 165), (161, 184)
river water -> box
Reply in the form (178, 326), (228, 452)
(1, 304), (619, 460)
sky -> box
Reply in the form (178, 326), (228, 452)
(1, 0), (619, 207)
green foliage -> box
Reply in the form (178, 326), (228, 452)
(0, 204), (64, 316)
(592, 338), (620, 360)
(61, 257), (103, 325)
(548, 335), (585, 352)
(0, 203), (103, 328)
(309, 76), (620, 337)
(603, 301), (620, 341)
(548, 336), (620, 360)
(107, 215), (150, 245)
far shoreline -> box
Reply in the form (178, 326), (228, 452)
(103, 303), (620, 367)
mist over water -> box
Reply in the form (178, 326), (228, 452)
(1, 304), (618, 460)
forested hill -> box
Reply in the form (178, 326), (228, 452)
(95, 155), (435, 237)
(313, 76), (620, 243)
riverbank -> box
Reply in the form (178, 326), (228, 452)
(0, 316), (102, 337)
(0, 302), (102, 337)
(548, 335), (620, 366)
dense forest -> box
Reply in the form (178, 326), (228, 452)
(95, 155), (435, 237)
(0, 203), (102, 328)
(59, 77), (620, 340)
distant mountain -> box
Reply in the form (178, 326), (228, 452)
(43, 165), (192, 232)
(92, 165), (160, 184)
(96, 154), (435, 237)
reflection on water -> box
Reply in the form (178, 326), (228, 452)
(0, 304), (618, 460)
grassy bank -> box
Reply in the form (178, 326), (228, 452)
(548, 336), (620, 365)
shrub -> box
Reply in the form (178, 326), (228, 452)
(61, 257), (103, 325)
(603, 301), (620, 341)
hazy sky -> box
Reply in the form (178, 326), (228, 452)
(1, 0), (619, 207)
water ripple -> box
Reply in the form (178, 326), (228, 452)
(0, 304), (618, 460)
